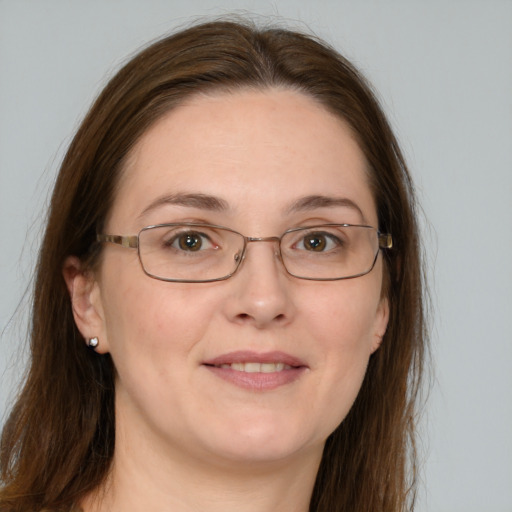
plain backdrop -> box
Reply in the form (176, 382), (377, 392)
(1, 1), (511, 511)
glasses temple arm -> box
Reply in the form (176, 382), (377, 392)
(96, 234), (139, 248)
(378, 233), (393, 249)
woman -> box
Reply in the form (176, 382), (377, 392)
(0, 19), (427, 512)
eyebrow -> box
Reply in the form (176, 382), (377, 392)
(286, 195), (365, 220)
(138, 192), (365, 221)
(138, 193), (230, 219)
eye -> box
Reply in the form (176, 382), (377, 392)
(295, 232), (342, 252)
(166, 231), (216, 252)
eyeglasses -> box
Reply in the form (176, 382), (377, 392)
(97, 223), (392, 283)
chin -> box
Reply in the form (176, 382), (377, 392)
(195, 414), (325, 466)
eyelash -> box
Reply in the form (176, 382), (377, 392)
(291, 231), (345, 252)
(162, 230), (218, 252)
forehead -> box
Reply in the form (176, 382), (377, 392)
(109, 88), (377, 230)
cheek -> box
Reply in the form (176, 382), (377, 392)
(314, 295), (377, 383)
(306, 277), (381, 348)
(302, 279), (382, 416)
(103, 283), (213, 352)
(98, 254), (219, 382)
(99, 277), (220, 423)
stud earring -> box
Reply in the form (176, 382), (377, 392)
(88, 337), (99, 349)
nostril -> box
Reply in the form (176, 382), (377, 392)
(235, 311), (287, 325)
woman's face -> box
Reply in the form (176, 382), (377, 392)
(80, 89), (389, 467)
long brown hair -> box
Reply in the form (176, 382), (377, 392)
(1, 19), (428, 512)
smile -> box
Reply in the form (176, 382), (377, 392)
(203, 351), (307, 391)
(216, 362), (293, 373)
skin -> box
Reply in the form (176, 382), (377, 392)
(65, 88), (389, 512)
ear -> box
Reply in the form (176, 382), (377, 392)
(371, 296), (389, 354)
(63, 256), (110, 353)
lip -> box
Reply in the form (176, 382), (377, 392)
(202, 350), (308, 391)
(203, 350), (307, 367)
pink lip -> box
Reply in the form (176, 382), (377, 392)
(202, 351), (308, 391)
(203, 350), (307, 367)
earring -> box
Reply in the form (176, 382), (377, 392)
(88, 337), (99, 349)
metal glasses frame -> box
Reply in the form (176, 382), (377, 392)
(97, 222), (393, 283)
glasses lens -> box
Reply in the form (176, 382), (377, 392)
(138, 224), (244, 282)
(281, 225), (379, 279)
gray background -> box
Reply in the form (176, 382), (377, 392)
(1, 1), (511, 511)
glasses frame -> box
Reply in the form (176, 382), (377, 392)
(97, 222), (393, 283)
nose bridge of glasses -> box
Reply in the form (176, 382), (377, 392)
(247, 236), (281, 252)
(238, 235), (283, 263)
(229, 235), (284, 283)
(245, 235), (281, 243)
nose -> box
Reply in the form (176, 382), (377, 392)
(225, 238), (295, 329)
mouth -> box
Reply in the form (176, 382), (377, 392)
(213, 362), (294, 373)
(202, 351), (307, 390)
